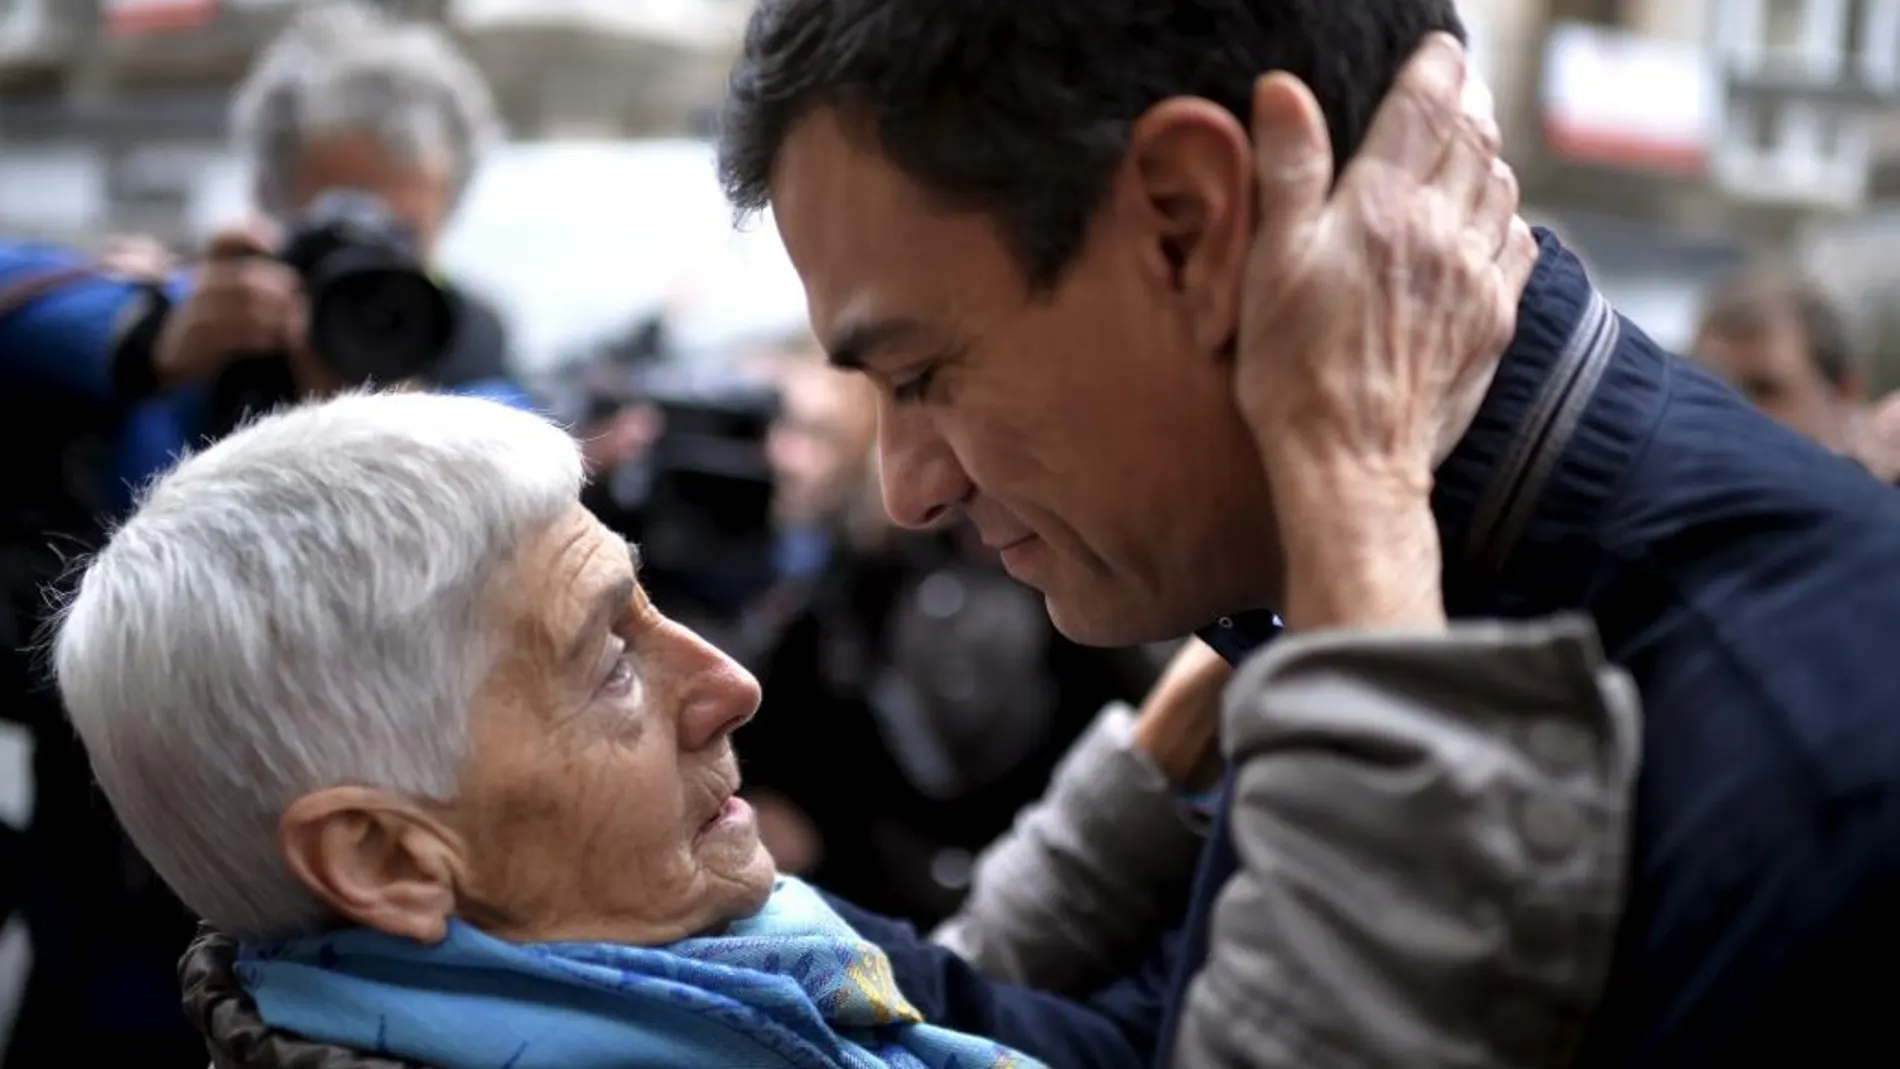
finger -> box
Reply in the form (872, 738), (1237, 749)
(218, 295), (297, 355)
(1472, 157), (1521, 258)
(1499, 216), (1538, 294)
(196, 263), (301, 334)
(1433, 74), (1504, 211)
(1250, 71), (1335, 250)
(202, 219), (279, 263)
(1488, 217), (1539, 355)
(1350, 32), (1467, 182)
(196, 266), (299, 350)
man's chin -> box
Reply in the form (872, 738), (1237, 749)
(1043, 589), (1180, 648)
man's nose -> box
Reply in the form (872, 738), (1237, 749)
(876, 402), (970, 529)
(669, 624), (762, 751)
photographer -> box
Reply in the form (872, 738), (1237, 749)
(155, 0), (527, 436)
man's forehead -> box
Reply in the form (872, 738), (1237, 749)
(772, 108), (1019, 354)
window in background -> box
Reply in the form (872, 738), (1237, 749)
(1712, 0), (1900, 207)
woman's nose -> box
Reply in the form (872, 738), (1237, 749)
(669, 625), (762, 751)
(877, 403), (971, 529)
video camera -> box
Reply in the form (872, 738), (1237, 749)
(645, 379), (779, 568)
(619, 364), (783, 621)
(208, 190), (455, 433)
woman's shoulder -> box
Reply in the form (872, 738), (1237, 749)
(180, 925), (428, 1069)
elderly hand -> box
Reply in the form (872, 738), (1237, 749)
(1237, 33), (1535, 488)
(1234, 34), (1536, 631)
(154, 222), (337, 394)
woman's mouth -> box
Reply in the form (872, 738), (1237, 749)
(699, 795), (753, 839)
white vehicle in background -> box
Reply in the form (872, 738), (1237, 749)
(188, 138), (812, 377)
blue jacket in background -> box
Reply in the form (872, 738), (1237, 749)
(0, 239), (537, 511)
(843, 231), (1900, 1068)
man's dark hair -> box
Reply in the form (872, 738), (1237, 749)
(1697, 271), (1858, 387)
(717, 0), (1464, 290)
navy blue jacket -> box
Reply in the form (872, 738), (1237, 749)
(838, 231), (1900, 1068)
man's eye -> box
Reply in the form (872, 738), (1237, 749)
(892, 367), (937, 404)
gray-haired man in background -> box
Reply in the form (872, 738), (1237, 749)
(154, 1), (521, 399)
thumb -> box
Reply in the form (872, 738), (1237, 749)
(1250, 72), (1334, 249)
(202, 219), (279, 262)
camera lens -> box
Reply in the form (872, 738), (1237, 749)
(309, 268), (453, 385)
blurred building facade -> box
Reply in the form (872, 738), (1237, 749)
(0, 0), (746, 245)
(1463, 0), (1900, 375)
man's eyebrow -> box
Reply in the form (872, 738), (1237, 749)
(562, 575), (637, 670)
(825, 317), (937, 371)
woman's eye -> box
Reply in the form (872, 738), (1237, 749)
(602, 651), (638, 697)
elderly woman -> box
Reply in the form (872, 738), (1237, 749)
(54, 392), (1045, 1069)
(53, 391), (1641, 1069)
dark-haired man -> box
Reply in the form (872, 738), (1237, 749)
(720, 1), (1900, 1066)
(1692, 270), (1864, 450)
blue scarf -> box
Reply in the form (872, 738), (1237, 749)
(237, 877), (1042, 1069)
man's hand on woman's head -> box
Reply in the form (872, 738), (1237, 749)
(1232, 33), (1533, 632)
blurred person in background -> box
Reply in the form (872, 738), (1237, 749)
(1692, 270), (1864, 452)
(0, 6), (531, 1063)
(738, 339), (1158, 926)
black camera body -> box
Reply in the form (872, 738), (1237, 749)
(207, 191), (455, 434)
(280, 190), (455, 386)
(635, 371), (783, 615)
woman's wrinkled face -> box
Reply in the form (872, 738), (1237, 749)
(450, 504), (775, 945)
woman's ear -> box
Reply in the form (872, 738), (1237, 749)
(279, 787), (466, 944)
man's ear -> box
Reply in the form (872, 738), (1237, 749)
(279, 787), (467, 944)
(1122, 97), (1255, 356)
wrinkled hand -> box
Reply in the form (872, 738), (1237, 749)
(1130, 638), (1231, 790)
(1853, 390), (1900, 484)
(1235, 33), (1536, 493)
(1234, 35), (1535, 631)
(154, 222), (334, 393)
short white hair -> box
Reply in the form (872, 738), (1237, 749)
(231, 1), (501, 217)
(53, 392), (583, 939)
